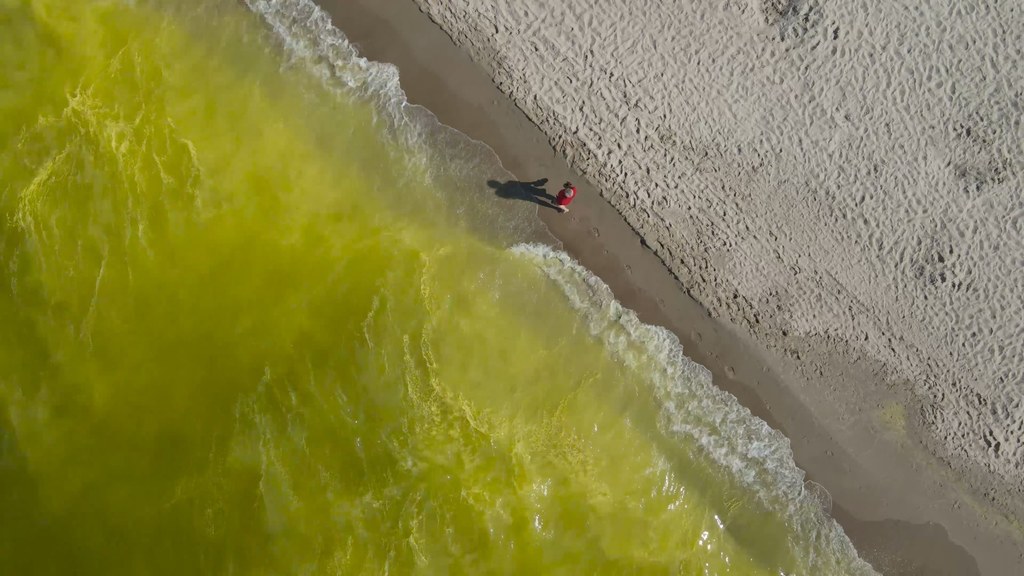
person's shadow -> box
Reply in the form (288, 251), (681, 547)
(488, 178), (558, 210)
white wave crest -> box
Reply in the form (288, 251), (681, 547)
(512, 242), (878, 576)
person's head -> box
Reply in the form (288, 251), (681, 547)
(564, 181), (573, 188)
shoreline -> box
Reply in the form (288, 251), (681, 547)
(315, 1), (1023, 574)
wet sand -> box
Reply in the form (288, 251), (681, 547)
(315, 1), (1024, 574)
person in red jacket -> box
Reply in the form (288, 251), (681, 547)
(555, 181), (577, 213)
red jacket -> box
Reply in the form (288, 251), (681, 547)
(555, 186), (577, 206)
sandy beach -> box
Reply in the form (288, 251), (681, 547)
(317, 1), (1024, 574)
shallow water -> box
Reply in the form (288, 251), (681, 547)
(0, 1), (874, 573)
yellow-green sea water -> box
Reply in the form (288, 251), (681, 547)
(0, 1), (875, 574)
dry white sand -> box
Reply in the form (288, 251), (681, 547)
(413, 0), (1024, 512)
